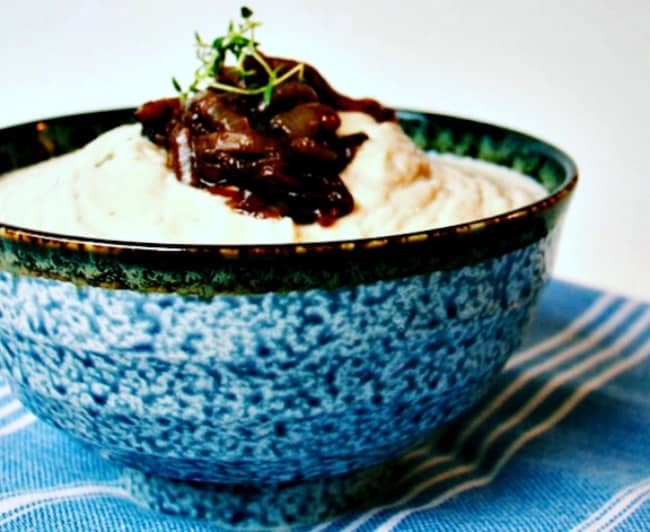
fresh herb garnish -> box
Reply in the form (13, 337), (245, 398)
(173, 6), (304, 104)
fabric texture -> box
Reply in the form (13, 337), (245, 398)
(1, 279), (648, 531)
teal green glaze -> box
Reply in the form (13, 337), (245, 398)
(0, 109), (577, 296)
(397, 111), (567, 192)
(0, 110), (135, 171)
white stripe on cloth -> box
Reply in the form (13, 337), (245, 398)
(594, 490), (650, 531)
(374, 338), (650, 532)
(0, 481), (112, 504)
(572, 477), (650, 532)
(0, 400), (22, 419)
(0, 413), (37, 437)
(0, 483), (140, 527)
(337, 310), (649, 532)
(0, 384), (10, 399)
(463, 308), (649, 458)
(400, 299), (638, 484)
(505, 293), (617, 370)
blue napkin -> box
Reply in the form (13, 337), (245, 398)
(1, 279), (648, 531)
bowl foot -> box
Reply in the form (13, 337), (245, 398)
(120, 460), (400, 529)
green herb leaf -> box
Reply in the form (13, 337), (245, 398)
(173, 6), (304, 104)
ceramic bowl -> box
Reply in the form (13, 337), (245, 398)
(0, 109), (577, 526)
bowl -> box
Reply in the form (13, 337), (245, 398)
(0, 109), (577, 527)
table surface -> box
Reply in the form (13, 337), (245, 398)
(1, 279), (649, 531)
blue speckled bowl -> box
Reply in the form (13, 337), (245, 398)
(0, 109), (577, 528)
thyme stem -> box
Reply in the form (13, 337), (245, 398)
(173, 6), (304, 104)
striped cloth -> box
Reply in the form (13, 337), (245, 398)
(1, 279), (649, 531)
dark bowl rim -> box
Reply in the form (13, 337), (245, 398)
(0, 108), (578, 259)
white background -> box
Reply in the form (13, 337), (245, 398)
(1, 0), (648, 299)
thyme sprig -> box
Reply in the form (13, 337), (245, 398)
(173, 6), (304, 104)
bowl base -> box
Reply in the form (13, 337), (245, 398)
(119, 459), (400, 529)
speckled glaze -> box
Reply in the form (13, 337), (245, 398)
(0, 237), (546, 482)
(121, 462), (400, 529)
(0, 109), (577, 528)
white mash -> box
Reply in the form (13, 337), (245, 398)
(0, 112), (546, 244)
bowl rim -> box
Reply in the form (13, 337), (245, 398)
(0, 108), (578, 259)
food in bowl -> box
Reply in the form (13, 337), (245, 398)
(0, 6), (578, 530)
(0, 10), (545, 244)
(0, 115), (546, 244)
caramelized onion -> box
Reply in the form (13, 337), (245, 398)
(135, 55), (394, 225)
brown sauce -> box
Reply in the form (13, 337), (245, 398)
(135, 55), (394, 225)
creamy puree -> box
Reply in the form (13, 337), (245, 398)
(0, 112), (546, 244)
